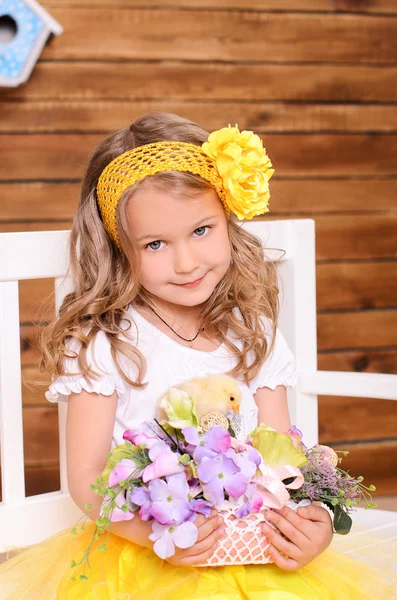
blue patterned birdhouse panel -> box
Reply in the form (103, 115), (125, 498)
(0, 0), (62, 87)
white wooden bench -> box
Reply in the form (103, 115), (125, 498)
(0, 220), (396, 560)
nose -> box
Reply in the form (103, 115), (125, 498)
(173, 242), (200, 275)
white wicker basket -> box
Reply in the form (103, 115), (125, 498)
(197, 499), (311, 567)
(198, 505), (273, 567)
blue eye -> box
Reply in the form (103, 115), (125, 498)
(194, 226), (210, 236)
(146, 240), (163, 251)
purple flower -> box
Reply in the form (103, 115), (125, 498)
(149, 521), (198, 559)
(189, 497), (212, 518)
(235, 483), (264, 518)
(148, 473), (194, 525)
(286, 426), (305, 450)
(226, 448), (258, 480)
(130, 487), (153, 521)
(182, 426), (232, 462)
(197, 454), (250, 506)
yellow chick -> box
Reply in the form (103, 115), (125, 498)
(176, 374), (241, 420)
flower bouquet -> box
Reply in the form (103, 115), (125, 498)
(70, 376), (376, 581)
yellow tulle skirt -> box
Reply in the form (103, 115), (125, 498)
(1, 523), (396, 600)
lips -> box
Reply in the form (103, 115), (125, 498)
(176, 274), (206, 288)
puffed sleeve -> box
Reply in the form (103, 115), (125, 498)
(45, 330), (126, 403)
(249, 318), (297, 394)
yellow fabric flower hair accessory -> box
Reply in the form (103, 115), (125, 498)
(202, 125), (274, 220)
(96, 125), (274, 248)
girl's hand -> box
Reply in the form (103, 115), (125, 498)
(165, 511), (225, 566)
(262, 504), (333, 571)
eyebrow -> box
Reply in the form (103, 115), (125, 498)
(135, 215), (219, 243)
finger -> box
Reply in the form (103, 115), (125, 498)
(265, 509), (309, 546)
(297, 504), (332, 524)
(265, 543), (300, 571)
(196, 514), (224, 543)
(262, 522), (301, 560)
(178, 525), (225, 565)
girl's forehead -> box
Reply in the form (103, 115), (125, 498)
(127, 186), (224, 239)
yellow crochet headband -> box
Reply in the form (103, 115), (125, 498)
(96, 125), (274, 248)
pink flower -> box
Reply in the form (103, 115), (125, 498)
(123, 430), (158, 449)
(286, 426), (304, 449)
(109, 491), (134, 522)
(108, 459), (138, 487)
(142, 441), (185, 483)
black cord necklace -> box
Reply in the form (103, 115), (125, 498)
(149, 306), (204, 343)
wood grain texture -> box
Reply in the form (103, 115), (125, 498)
(25, 466), (60, 497)
(2, 134), (397, 180)
(20, 324), (43, 366)
(3, 62), (397, 102)
(22, 367), (51, 406)
(316, 262), (397, 310)
(274, 215), (397, 260)
(36, 9), (397, 64)
(318, 349), (397, 373)
(19, 279), (55, 323)
(317, 309), (397, 350)
(319, 395), (397, 441)
(2, 180), (397, 221)
(42, 0), (397, 13)
(2, 100), (397, 134)
(23, 406), (59, 466)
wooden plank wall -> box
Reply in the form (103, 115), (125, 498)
(0, 0), (396, 498)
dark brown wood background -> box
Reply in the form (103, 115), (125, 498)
(1, 0), (396, 499)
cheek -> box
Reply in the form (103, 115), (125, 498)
(207, 229), (231, 267)
(139, 253), (166, 287)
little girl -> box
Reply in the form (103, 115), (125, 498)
(1, 113), (395, 599)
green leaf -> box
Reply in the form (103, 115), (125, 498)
(333, 505), (352, 535)
(97, 544), (107, 552)
(179, 453), (191, 465)
(159, 387), (199, 429)
(79, 574), (88, 582)
(70, 560), (76, 568)
(70, 527), (77, 535)
(85, 503), (92, 510)
(121, 504), (129, 512)
(251, 430), (307, 468)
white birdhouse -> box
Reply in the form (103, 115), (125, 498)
(0, 0), (62, 87)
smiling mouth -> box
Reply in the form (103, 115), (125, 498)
(175, 274), (206, 287)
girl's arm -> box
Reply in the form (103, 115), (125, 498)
(67, 390), (153, 548)
(254, 385), (291, 432)
(66, 390), (224, 560)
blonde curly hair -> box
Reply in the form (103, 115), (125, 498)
(39, 113), (279, 387)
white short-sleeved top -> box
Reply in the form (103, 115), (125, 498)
(46, 306), (296, 446)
